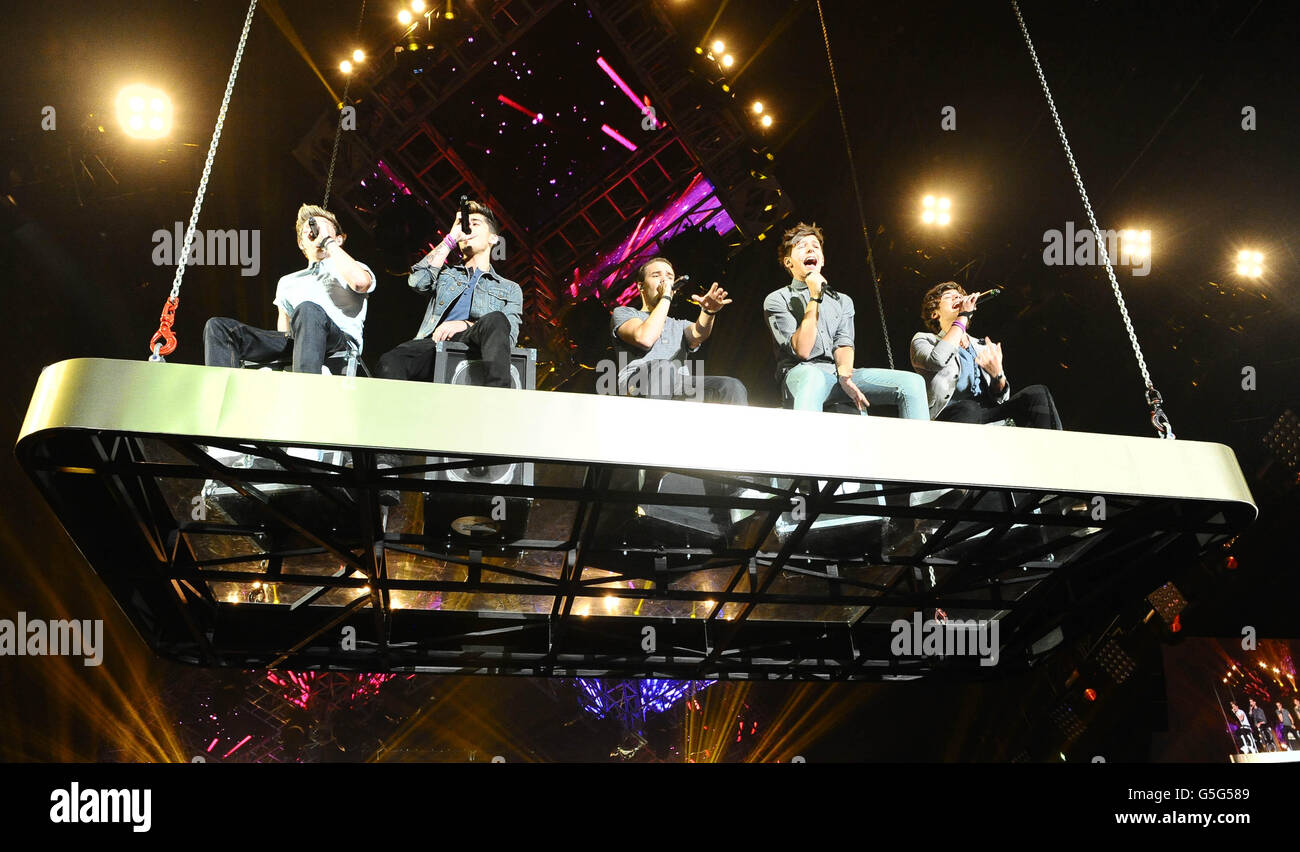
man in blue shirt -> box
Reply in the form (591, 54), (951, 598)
(763, 222), (928, 418)
(373, 201), (522, 505)
(376, 200), (523, 389)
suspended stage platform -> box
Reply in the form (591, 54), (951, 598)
(17, 359), (1255, 680)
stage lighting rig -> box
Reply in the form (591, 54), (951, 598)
(115, 84), (172, 140)
(921, 194), (951, 226)
(1235, 249), (1263, 277)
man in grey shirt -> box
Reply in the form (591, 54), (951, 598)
(762, 222), (927, 418)
(608, 257), (746, 404)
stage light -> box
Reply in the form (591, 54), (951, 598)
(1119, 228), (1151, 260)
(695, 46), (704, 54)
(921, 195), (952, 226)
(1084, 688), (1097, 701)
(752, 101), (763, 113)
(340, 60), (353, 73)
(1235, 249), (1263, 277)
(398, 9), (413, 24)
(712, 39), (725, 53)
(352, 49), (365, 63)
(721, 54), (735, 68)
(116, 84), (172, 139)
(412, 0), (426, 11)
(760, 114), (773, 128)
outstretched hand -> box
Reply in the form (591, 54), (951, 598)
(692, 282), (732, 314)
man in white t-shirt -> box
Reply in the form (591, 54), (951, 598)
(204, 204), (376, 374)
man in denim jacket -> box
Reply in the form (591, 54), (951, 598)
(376, 200), (523, 389)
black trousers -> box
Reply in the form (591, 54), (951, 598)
(204, 302), (351, 375)
(937, 383), (1062, 430)
(377, 311), (512, 389)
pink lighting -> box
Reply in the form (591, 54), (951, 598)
(205, 738), (219, 753)
(222, 735), (253, 759)
(600, 124), (637, 152)
(497, 93), (542, 121)
(597, 56), (659, 128)
(571, 172), (736, 301)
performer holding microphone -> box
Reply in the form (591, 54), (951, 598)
(203, 204), (376, 374)
(762, 223), (928, 418)
(910, 281), (1062, 429)
(610, 256), (747, 404)
(376, 198), (522, 389)
(373, 198), (522, 505)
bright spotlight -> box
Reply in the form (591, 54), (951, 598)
(721, 54), (735, 68)
(1120, 229), (1151, 260)
(340, 60), (353, 73)
(116, 84), (172, 139)
(921, 195), (951, 225)
(352, 49), (365, 62)
(1236, 249), (1264, 277)
(760, 114), (773, 128)
(711, 39), (725, 53)
(412, 0), (426, 11)
(752, 101), (763, 114)
(398, 9), (413, 24)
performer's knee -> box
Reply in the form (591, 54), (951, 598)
(292, 301), (326, 327)
(204, 316), (239, 343)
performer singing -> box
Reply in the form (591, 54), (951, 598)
(373, 200), (522, 505)
(762, 223), (928, 417)
(204, 204), (376, 374)
(609, 257), (747, 404)
(377, 200), (522, 389)
(910, 282), (1062, 428)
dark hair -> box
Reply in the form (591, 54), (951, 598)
(778, 222), (825, 272)
(634, 256), (673, 285)
(920, 281), (966, 333)
(466, 200), (500, 235)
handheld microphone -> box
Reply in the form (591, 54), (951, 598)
(307, 216), (320, 241)
(977, 287), (1003, 302)
(458, 195), (471, 234)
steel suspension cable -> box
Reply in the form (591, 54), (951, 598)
(148, 0), (260, 361)
(813, 0), (895, 369)
(1011, 1), (1174, 438)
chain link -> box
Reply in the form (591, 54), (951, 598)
(323, 0), (367, 208)
(1011, 2), (1173, 438)
(149, 0), (259, 360)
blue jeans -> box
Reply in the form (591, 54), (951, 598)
(784, 363), (929, 420)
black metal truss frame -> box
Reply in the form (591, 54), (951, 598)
(19, 427), (1242, 680)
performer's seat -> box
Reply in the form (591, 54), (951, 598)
(427, 340), (537, 389)
(240, 337), (370, 378)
